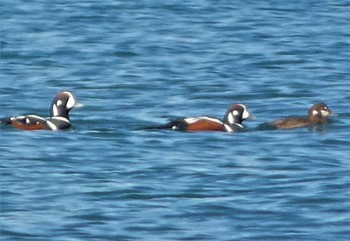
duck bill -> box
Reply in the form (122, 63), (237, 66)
(247, 113), (256, 120)
(74, 102), (84, 108)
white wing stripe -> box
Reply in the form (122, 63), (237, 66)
(184, 117), (223, 125)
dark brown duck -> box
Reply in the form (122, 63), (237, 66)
(270, 102), (333, 129)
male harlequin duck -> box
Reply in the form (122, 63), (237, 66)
(0, 91), (82, 131)
(269, 102), (333, 129)
(155, 104), (251, 132)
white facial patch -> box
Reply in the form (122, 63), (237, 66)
(66, 96), (75, 109)
(321, 110), (329, 116)
(242, 108), (250, 119)
(312, 110), (319, 116)
(57, 100), (63, 106)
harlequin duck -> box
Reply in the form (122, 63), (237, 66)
(269, 102), (333, 129)
(0, 91), (82, 131)
(153, 104), (251, 132)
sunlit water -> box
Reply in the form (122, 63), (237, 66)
(1, 1), (350, 240)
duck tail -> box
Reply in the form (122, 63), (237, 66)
(141, 122), (175, 130)
(0, 117), (12, 125)
(140, 119), (185, 131)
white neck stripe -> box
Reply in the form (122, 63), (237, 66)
(224, 124), (234, 132)
(46, 120), (58, 130)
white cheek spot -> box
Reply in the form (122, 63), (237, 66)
(66, 96), (75, 109)
(57, 100), (63, 106)
(312, 110), (318, 116)
(321, 110), (329, 116)
(228, 113), (234, 124)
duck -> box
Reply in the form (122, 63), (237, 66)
(151, 104), (251, 132)
(269, 102), (333, 129)
(0, 91), (82, 131)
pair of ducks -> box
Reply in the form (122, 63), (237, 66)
(0, 91), (333, 131)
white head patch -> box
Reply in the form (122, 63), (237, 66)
(66, 95), (75, 109)
(312, 110), (319, 116)
(242, 108), (250, 119)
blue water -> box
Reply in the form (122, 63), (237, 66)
(1, 1), (350, 240)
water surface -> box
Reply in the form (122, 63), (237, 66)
(1, 1), (350, 240)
